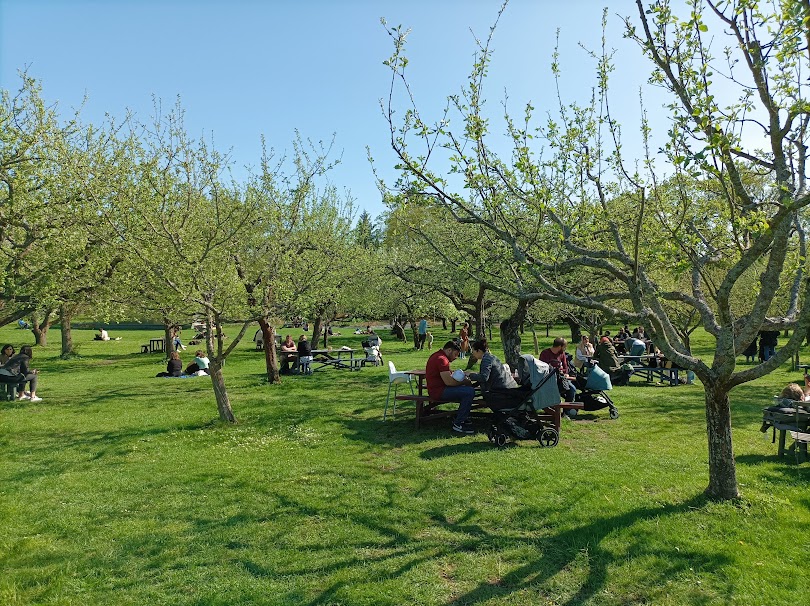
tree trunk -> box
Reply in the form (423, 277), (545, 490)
(442, 317), (447, 330)
(163, 318), (174, 356)
(259, 318), (280, 384)
(451, 318), (458, 333)
(60, 306), (74, 355)
(565, 317), (582, 343)
(209, 359), (236, 423)
(474, 284), (486, 339)
(500, 300), (529, 369)
(311, 316), (323, 350)
(30, 309), (55, 346)
(703, 382), (740, 500)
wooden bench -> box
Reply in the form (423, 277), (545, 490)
(140, 344), (150, 354)
(630, 363), (682, 385)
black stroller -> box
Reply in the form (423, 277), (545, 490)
(572, 363), (619, 419)
(483, 354), (567, 448)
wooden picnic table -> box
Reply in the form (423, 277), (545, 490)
(311, 348), (362, 371)
(617, 355), (682, 386)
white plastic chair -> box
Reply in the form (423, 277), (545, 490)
(384, 361), (414, 420)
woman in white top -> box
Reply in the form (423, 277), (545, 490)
(573, 335), (595, 370)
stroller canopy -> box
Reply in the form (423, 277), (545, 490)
(517, 354), (561, 409)
(585, 364), (613, 391)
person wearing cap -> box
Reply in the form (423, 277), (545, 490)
(425, 340), (476, 434)
(594, 336), (632, 386)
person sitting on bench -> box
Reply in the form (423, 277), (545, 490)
(0, 345), (42, 401)
(425, 340), (476, 434)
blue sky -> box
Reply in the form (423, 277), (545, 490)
(1, 1), (664, 220)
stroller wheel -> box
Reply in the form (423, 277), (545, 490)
(609, 406), (619, 420)
(538, 427), (559, 448)
(495, 434), (508, 447)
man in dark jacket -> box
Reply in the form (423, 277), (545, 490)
(594, 337), (633, 386)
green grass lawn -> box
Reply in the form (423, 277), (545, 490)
(1, 324), (808, 605)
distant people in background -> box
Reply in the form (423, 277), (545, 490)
(759, 330), (779, 361)
(625, 336), (647, 363)
(426, 331), (434, 349)
(743, 336), (758, 364)
(0, 345), (42, 401)
(17, 319), (30, 330)
(573, 335), (595, 370)
(458, 322), (470, 359)
(0, 344), (15, 365)
(171, 326), (186, 351)
(417, 317), (428, 350)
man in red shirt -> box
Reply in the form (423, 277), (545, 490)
(425, 340), (476, 434)
(539, 337), (577, 404)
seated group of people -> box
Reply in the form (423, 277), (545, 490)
(425, 334), (637, 434)
(0, 343), (42, 401)
(279, 334), (313, 374)
(156, 349), (210, 378)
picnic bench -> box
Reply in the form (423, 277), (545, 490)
(761, 402), (810, 462)
(396, 369), (583, 430)
(619, 356), (684, 386)
(141, 338), (165, 354)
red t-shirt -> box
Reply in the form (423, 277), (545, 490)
(425, 349), (451, 400)
(539, 347), (569, 376)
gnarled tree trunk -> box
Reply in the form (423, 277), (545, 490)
(208, 358), (236, 423)
(500, 301), (529, 369)
(311, 315), (324, 350)
(163, 318), (174, 356)
(703, 381), (739, 500)
(60, 306), (74, 355)
(259, 318), (280, 384)
(30, 309), (55, 346)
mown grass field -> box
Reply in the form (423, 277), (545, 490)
(1, 324), (808, 605)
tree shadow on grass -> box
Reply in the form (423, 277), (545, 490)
(2, 420), (218, 483)
(340, 416), (473, 447)
(245, 491), (726, 606)
(736, 453), (810, 483)
(419, 441), (505, 459)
